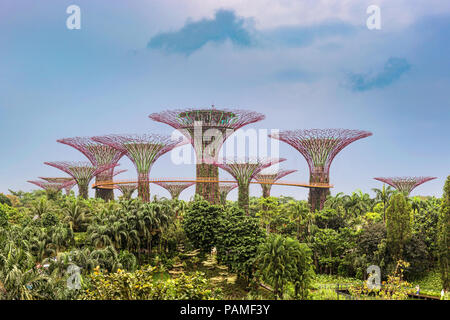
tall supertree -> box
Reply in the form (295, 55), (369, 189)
(116, 183), (138, 200)
(218, 183), (238, 206)
(56, 137), (126, 201)
(39, 177), (76, 195)
(270, 129), (372, 211)
(44, 161), (116, 199)
(27, 180), (70, 199)
(149, 107), (265, 204)
(92, 134), (182, 202)
(374, 176), (437, 196)
(153, 181), (195, 200)
(255, 169), (297, 198)
(215, 157), (286, 213)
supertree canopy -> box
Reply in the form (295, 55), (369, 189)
(255, 169), (297, 198)
(218, 183), (238, 206)
(149, 107), (265, 204)
(92, 134), (182, 202)
(153, 181), (195, 200)
(39, 177), (76, 195)
(56, 137), (126, 201)
(374, 176), (437, 196)
(270, 129), (372, 211)
(215, 157), (286, 213)
(44, 161), (116, 199)
(28, 180), (71, 199)
(116, 183), (138, 200)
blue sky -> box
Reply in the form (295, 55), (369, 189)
(0, 0), (449, 200)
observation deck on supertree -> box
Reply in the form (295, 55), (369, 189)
(44, 161), (116, 199)
(92, 134), (183, 202)
(116, 183), (138, 200)
(255, 169), (297, 198)
(214, 157), (286, 213)
(149, 107), (265, 204)
(270, 129), (372, 211)
(153, 181), (195, 200)
(39, 177), (76, 195)
(218, 183), (238, 205)
(56, 137), (126, 201)
(374, 176), (437, 196)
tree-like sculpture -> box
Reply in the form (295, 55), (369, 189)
(153, 181), (195, 200)
(374, 177), (437, 196)
(270, 129), (372, 211)
(56, 137), (126, 201)
(215, 158), (286, 212)
(27, 180), (70, 199)
(39, 177), (77, 195)
(44, 161), (116, 199)
(149, 107), (265, 204)
(255, 169), (297, 198)
(218, 183), (238, 206)
(116, 183), (138, 200)
(92, 134), (182, 202)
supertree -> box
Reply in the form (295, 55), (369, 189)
(374, 176), (437, 196)
(92, 134), (183, 202)
(270, 129), (372, 211)
(27, 180), (70, 199)
(214, 157), (286, 213)
(39, 177), (77, 195)
(255, 169), (297, 198)
(149, 107), (265, 204)
(116, 183), (138, 200)
(44, 161), (116, 199)
(56, 137), (126, 201)
(218, 183), (238, 206)
(153, 181), (195, 200)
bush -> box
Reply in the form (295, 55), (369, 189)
(216, 207), (266, 282)
(182, 199), (223, 255)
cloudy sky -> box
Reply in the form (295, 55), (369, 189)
(0, 0), (449, 200)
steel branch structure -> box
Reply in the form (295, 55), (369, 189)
(27, 180), (70, 199)
(92, 134), (183, 202)
(39, 177), (76, 195)
(215, 157), (286, 213)
(153, 181), (195, 200)
(57, 137), (126, 201)
(374, 176), (437, 196)
(218, 183), (238, 205)
(116, 183), (138, 200)
(255, 169), (297, 198)
(149, 107), (265, 204)
(44, 161), (116, 199)
(270, 129), (372, 211)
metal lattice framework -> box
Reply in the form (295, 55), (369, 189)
(218, 183), (238, 205)
(44, 161), (116, 199)
(116, 183), (138, 200)
(215, 157), (286, 212)
(270, 128), (372, 211)
(39, 177), (77, 195)
(149, 107), (265, 204)
(255, 169), (298, 198)
(374, 176), (437, 196)
(27, 180), (70, 199)
(153, 181), (195, 200)
(92, 134), (183, 202)
(57, 137), (126, 201)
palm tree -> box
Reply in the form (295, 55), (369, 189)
(372, 184), (394, 222)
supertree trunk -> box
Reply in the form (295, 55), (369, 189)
(138, 172), (150, 202)
(78, 183), (89, 199)
(261, 184), (272, 198)
(196, 163), (219, 204)
(308, 169), (330, 211)
(95, 174), (114, 201)
(238, 182), (250, 214)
